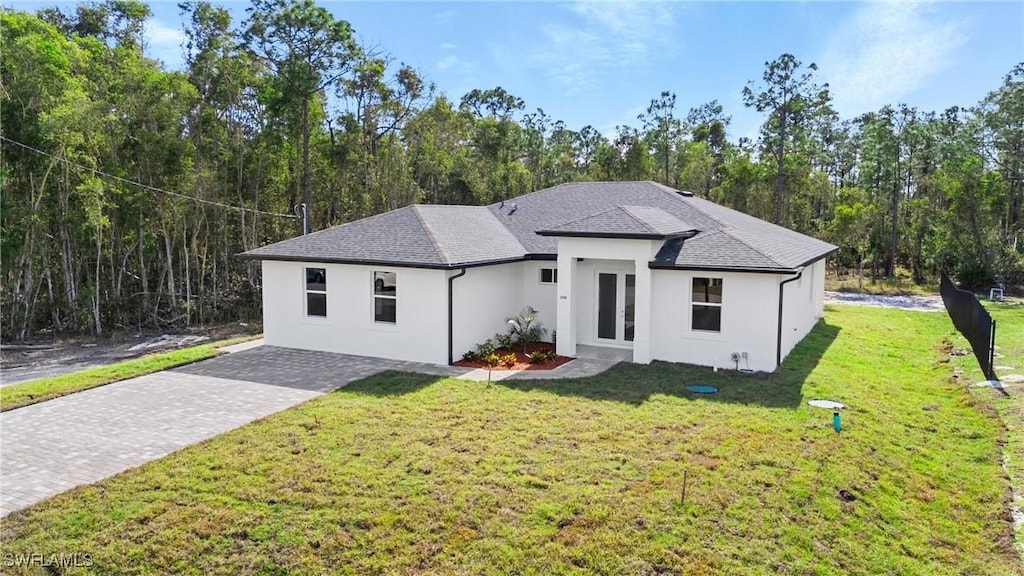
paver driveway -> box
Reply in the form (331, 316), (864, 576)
(0, 346), (464, 516)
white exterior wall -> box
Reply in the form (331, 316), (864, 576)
(450, 262), (527, 360)
(262, 254), (829, 371)
(649, 270), (781, 372)
(554, 237), (659, 362)
(520, 260), (559, 338)
(779, 258), (827, 360)
(812, 258), (826, 318)
(262, 260), (448, 364)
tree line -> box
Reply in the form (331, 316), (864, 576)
(2, 0), (1021, 340)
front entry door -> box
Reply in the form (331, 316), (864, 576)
(596, 272), (636, 345)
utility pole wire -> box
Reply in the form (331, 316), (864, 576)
(0, 135), (299, 219)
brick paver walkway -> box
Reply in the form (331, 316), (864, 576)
(0, 347), (466, 516)
(0, 371), (319, 516)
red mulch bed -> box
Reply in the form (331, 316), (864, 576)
(453, 342), (573, 371)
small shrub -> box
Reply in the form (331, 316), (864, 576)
(475, 340), (496, 358)
(500, 353), (517, 368)
(483, 353), (501, 368)
(461, 350), (480, 362)
(527, 350), (548, 364)
(507, 306), (548, 354)
(494, 332), (515, 349)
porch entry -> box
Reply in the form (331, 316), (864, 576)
(596, 271), (635, 345)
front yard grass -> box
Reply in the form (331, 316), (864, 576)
(0, 336), (257, 412)
(1, 307), (1021, 574)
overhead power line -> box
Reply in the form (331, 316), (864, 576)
(0, 135), (298, 219)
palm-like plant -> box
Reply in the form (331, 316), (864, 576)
(506, 306), (548, 354)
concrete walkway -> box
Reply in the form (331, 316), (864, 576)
(0, 345), (619, 516)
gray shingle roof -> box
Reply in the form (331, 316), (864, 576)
(240, 205), (524, 268)
(654, 230), (788, 270)
(415, 205), (526, 265)
(539, 206), (697, 238)
(241, 181), (836, 271)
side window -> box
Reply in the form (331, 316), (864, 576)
(540, 267), (558, 284)
(373, 271), (397, 324)
(305, 268), (327, 317)
(691, 277), (722, 332)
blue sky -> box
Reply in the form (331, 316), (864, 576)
(19, 0), (1024, 140)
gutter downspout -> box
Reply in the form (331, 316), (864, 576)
(776, 267), (804, 370)
(448, 268), (467, 365)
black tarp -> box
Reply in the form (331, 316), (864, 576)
(939, 271), (997, 380)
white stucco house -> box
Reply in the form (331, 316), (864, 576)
(240, 181), (836, 372)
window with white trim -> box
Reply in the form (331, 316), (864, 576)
(691, 277), (722, 332)
(305, 267), (327, 317)
(540, 267), (558, 284)
(373, 271), (397, 324)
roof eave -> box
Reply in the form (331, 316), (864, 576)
(795, 248), (838, 268)
(647, 263), (798, 274)
(235, 253), (530, 270)
(649, 250), (834, 275)
(536, 230), (693, 240)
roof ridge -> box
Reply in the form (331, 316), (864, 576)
(643, 182), (728, 228)
(720, 228), (787, 268)
(411, 205), (451, 264)
(545, 205), (620, 229)
(486, 181), (576, 208)
(618, 206), (659, 235)
(471, 205), (529, 252)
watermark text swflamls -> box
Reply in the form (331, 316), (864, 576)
(3, 552), (93, 568)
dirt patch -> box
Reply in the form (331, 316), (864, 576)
(453, 343), (573, 371)
(824, 291), (944, 312)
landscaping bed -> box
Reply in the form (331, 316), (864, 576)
(453, 342), (574, 371)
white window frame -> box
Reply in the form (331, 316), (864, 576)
(539, 267), (558, 285)
(305, 267), (327, 318)
(373, 270), (397, 324)
(690, 276), (723, 333)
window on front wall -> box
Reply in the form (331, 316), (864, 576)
(540, 267), (558, 284)
(305, 267), (327, 317)
(373, 271), (397, 324)
(691, 277), (722, 332)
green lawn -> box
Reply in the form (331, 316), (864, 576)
(1, 307), (1021, 575)
(0, 336), (257, 411)
(954, 301), (1024, 561)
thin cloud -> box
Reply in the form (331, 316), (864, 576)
(438, 55), (459, 71)
(440, 43), (457, 50)
(143, 18), (186, 69)
(435, 10), (455, 26)
(820, 1), (967, 116)
(531, 1), (678, 95)
(600, 102), (648, 139)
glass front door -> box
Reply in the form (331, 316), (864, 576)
(596, 272), (636, 345)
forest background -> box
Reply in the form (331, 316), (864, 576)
(2, 0), (1021, 340)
